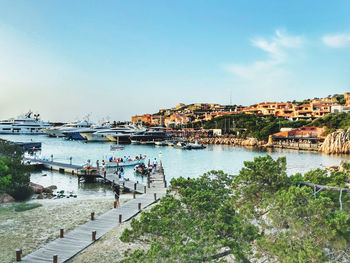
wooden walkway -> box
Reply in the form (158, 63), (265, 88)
(104, 173), (147, 194)
(24, 157), (148, 194)
(23, 157), (84, 175)
(18, 166), (168, 263)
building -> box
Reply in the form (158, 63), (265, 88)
(273, 126), (326, 139)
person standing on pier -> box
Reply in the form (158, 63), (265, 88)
(119, 167), (124, 181)
(101, 160), (105, 173)
(114, 185), (120, 207)
(153, 158), (158, 170)
(96, 160), (100, 171)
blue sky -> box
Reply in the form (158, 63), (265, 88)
(0, 0), (349, 122)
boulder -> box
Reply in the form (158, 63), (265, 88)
(242, 137), (259, 147)
(47, 185), (57, 190)
(42, 188), (53, 194)
(29, 182), (45, 194)
(0, 193), (15, 203)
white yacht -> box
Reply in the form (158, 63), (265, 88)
(0, 111), (51, 135)
(42, 120), (93, 137)
(82, 125), (145, 142)
(62, 122), (111, 140)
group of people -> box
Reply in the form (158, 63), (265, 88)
(108, 154), (146, 164)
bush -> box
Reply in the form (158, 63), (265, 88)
(8, 185), (33, 201)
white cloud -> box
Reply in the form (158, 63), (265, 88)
(226, 30), (303, 79)
(322, 33), (350, 48)
(224, 30), (304, 101)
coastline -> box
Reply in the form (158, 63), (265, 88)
(187, 136), (322, 152)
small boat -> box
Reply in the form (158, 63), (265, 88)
(173, 142), (191, 150)
(106, 157), (146, 168)
(110, 145), (125, 150)
(154, 141), (168, 146)
(140, 140), (156, 145)
(110, 137), (125, 150)
(187, 140), (206, 149)
(134, 163), (150, 175)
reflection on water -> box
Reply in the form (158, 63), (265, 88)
(1, 134), (350, 196)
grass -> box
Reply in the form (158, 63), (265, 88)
(0, 203), (42, 213)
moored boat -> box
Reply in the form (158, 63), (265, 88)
(106, 156), (146, 168)
(187, 140), (206, 149)
(0, 111), (51, 135)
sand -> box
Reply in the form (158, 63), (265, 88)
(0, 194), (132, 263)
(68, 207), (152, 263)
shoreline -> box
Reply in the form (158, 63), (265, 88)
(0, 194), (132, 263)
(187, 136), (323, 153)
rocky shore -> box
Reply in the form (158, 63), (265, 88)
(319, 128), (350, 154)
(188, 130), (350, 155)
(187, 136), (266, 147)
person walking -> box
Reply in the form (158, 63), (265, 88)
(119, 167), (125, 181)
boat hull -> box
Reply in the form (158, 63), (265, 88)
(105, 135), (131, 143)
(63, 132), (85, 140)
(82, 133), (110, 142)
(106, 158), (145, 167)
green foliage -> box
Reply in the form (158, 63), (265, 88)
(121, 155), (350, 262)
(310, 112), (350, 130)
(0, 140), (32, 200)
(342, 162), (350, 171)
(333, 94), (346, 105)
(234, 155), (350, 262)
(120, 171), (258, 262)
(233, 156), (290, 219)
(0, 202), (42, 213)
(200, 113), (311, 141)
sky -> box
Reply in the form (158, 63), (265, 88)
(0, 0), (350, 122)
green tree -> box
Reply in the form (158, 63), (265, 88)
(0, 140), (32, 200)
(120, 171), (259, 262)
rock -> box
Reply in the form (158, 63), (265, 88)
(326, 165), (339, 171)
(37, 194), (44, 199)
(42, 188), (53, 194)
(47, 185), (57, 190)
(0, 193), (15, 203)
(241, 137), (259, 147)
(320, 128), (350, 154)
(29, 182), (45, 194)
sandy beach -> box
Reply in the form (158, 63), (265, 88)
(0, 194), (132, 263)
(67, 206), (152, 263)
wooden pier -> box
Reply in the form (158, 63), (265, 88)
(17, 165), (168, 263)
(24, 157), (85, 175)
(24, 157), (149, 194)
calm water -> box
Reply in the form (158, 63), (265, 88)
(1, 134), (349, 197)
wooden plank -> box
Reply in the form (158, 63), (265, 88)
(20, 168), (167, 263)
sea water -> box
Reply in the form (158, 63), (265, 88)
(1, 134), (349, 198)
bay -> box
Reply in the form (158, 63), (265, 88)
(1, 134), (349, 198)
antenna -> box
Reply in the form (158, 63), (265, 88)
(229, 90), (232, 105)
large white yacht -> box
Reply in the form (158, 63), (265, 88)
(42, 120), (93, 137)
(62, 122), (111, 140)
(82, 125), (145, 142)
(0, 111), (51, 135)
